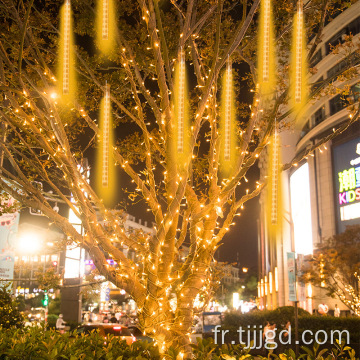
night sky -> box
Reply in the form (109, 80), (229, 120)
(216, 166), (259, 269)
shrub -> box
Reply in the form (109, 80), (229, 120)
(47, 314), (58, 329)
(0, 284), (24, 329)
(0, 327), (358, 359)
(224, 306), (310, 329)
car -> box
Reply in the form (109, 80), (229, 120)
(76, 324), (136, 345)
(127, 325), (153, 342)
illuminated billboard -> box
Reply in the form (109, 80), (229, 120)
(290, 163), (313, 255)
(333, 137), (360, 233)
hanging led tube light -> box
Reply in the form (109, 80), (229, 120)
(295, 0), (303, 104)
(62, 0), (71, 95)
(102, 0), (109, 40)
(177, 48), (185, 154)
(224, 59), (232, 161)
(271, 127), (279, 224)
(263, 0), (271, 82)
(102, 84), (110, 187)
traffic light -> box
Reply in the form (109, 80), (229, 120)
(42, 291), (48, 307)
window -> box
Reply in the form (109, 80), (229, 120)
(311, 76), (323, 95)
(326, 28), (347, 55)
(350, 83), (360, 103)
(329, 94), (347, 115)
(300, 121), (310, 138)
(325, 16), (360, 55)
(310, 49), (322, 68)
(313, 106), (326, 125)
(327, 52), (360, 79)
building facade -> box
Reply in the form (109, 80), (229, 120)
(258, 3), (360, 314)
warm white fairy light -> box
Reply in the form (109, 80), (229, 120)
(263, 0), (271, 82)
(271, 125), (279, 224)
(102, 0), (109, 40)
(295, 0), (303, 103)
(63, 0), (71, 95)
(102, 83), (110, 187)
(177, 48), (185, 153)
(224, 58), (232, 161)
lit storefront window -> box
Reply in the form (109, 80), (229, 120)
(333, 136), (360, 233)
(290, 163), (313, 255)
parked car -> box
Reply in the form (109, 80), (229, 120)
(127, 325), (153, 342)
(76, 324), (136, 345)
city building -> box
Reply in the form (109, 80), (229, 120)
(258, 3), (360, 314)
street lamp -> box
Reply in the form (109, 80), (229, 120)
(17, 232), (43, 254)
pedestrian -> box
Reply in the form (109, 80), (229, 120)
(334, 304), (340, 318)
(109, 313), (118, 323)
(56, 314), (66, 333)
(84, 312), (90, 322)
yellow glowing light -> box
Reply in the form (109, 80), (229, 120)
(258, 0), (275, 96)
(63, 0), (71, 95)
(96, 84), (116, 205)
(50, 92), (58, 100)
(295, 0), (303, 104)
(224, 59), (232, 161)
(271, 128), (279, 224)
(264, 275), (268, 295)
(269, 271), (273, 294)
(102, 84), (110, 187)
(102, 0), (109, 40)
(290, 0), (308, 117)
(58, 0), (76, 103)
(220, 58), (237, 176)
(96, 0), (115, 54)
(307, 283), (312, 297)
(267, 128), (283, 236)
(177, 48), (185, 154)
(263, 0), (271, 82)
(275, 267), (279, 292)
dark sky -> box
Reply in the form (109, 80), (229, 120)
(216, 166), (259, 269)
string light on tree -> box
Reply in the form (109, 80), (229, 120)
(102, 0), (109, 40)
(271, 125), (279, 225)
(62, 0), (71, 95)
(224, 57), (232, 161)
(177, 47), (185, 154)
(295, 0), (303, 103)
(263, 0), (271, 82)
(102, 83), (110, 188)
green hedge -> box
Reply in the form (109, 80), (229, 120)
(0, 326), (359, 360)
(0, 326), (359, 359)
(224, 306), (310, 328)
(223, 306), (360, 344)
(0, 327), (161, 360)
